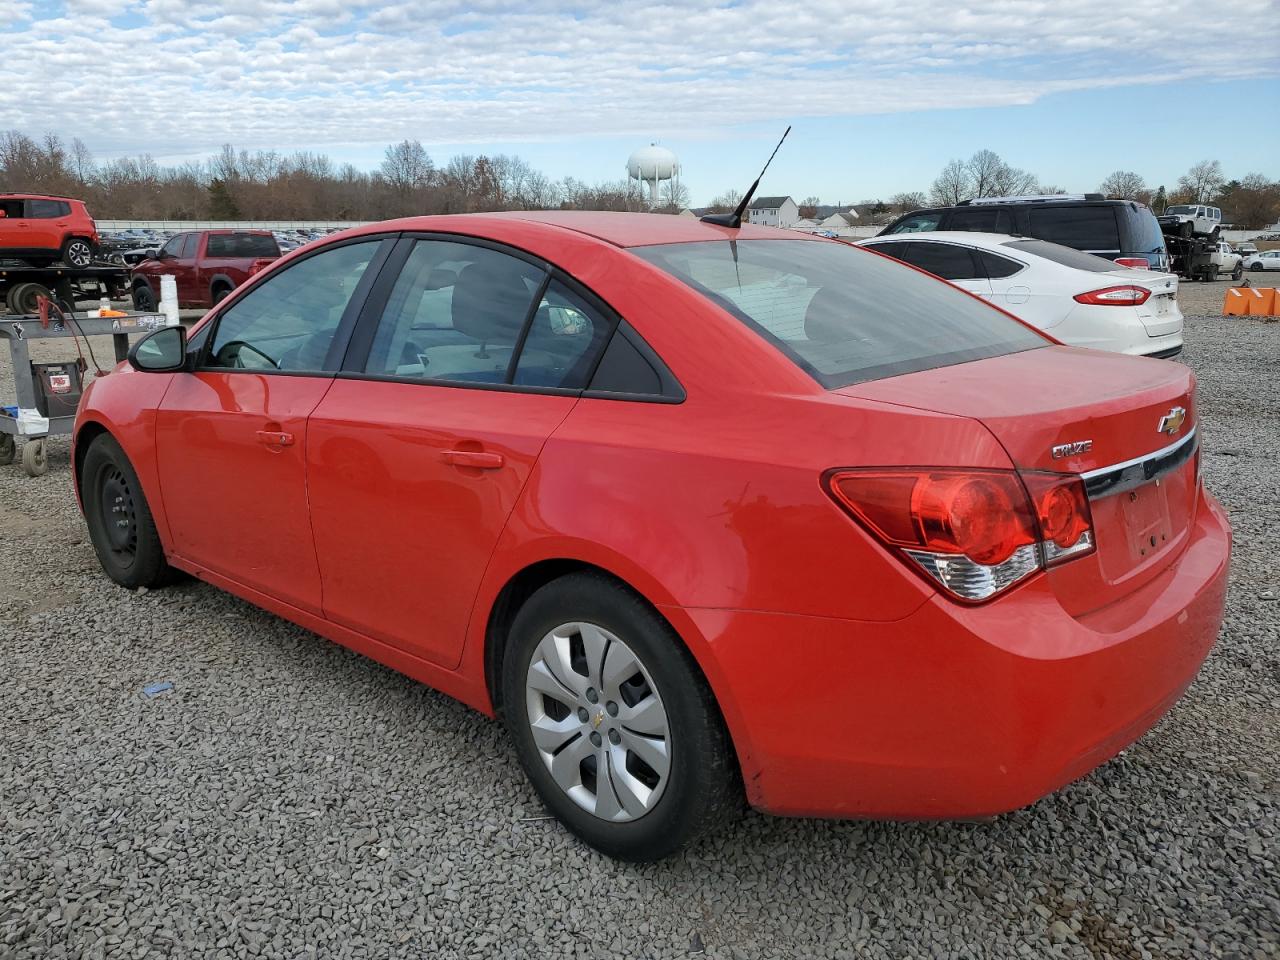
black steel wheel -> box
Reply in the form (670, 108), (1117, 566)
(81, 433), (177, 589)
(132, 283), (157, 311)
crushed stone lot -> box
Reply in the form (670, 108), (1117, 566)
(1, 298), (1278, 958)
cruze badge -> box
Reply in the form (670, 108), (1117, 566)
(1051, 440), (1093, 459)
(1158, 406), (1186, 436)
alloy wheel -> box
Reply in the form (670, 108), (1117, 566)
(66, 240), (92, 268)
(524, 622), (671, 822)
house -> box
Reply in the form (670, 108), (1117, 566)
(747, 196), (799, 228)
(820, 210), (859, 230)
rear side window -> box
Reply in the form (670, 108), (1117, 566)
(206, 233), (280, 258)
(1002, 239), (1119, 272)
(513, 280), (614, 389)
(27, 199), (70, 218)
(1027, 206), (1120, 251)
(978, 250), (1025, 278)
(1119, 205), (1166, 256)
(891, 241), (981, 280)
(635, 239), (1046, 389)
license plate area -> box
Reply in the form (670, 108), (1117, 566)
(1103, 478), (1173, 577)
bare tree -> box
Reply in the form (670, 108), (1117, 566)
(930, 159), (970, 205)
(659, 179), (690, 211)
(890, 191), (926, 213)
(707, 188), (742, 213)
(1177, 160), (1224, 204)
(1099, 170), (1147, 200)
(380, 139), (434, 194)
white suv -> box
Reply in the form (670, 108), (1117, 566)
(1159, 204), (1222, 239)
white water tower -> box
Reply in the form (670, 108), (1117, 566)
(627, 143), (681, 206)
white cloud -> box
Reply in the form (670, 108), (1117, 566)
(0, 0), (1276, 157)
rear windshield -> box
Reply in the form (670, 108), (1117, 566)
(1121, 205), (1166, 256)
(1001, 239), (1119, 272)
(633, 239), (1047, 389)
(206, 233), (280, 258)
(1027, 206), (1120, 251)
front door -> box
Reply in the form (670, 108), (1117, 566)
(154, 238), (388, 613)
(307, 238), (613, 668)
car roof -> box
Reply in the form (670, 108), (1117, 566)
(0, 193), (79, 201)
(862, 231), (1028, 249)
(363, 211), (820, 249)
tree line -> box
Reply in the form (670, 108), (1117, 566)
(0, 131), (688, 221)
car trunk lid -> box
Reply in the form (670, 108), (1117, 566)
(840, 347), (1199, 614)
(1103, 268), (1181, 337)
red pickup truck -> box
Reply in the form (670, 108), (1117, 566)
(130, 230), (280, 310)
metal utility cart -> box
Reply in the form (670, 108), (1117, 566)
(0, 311), (169, 477)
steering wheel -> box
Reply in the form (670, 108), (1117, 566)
(215, 340), (279, 370)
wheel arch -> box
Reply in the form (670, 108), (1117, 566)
(209, 274), (235, 298)
(479, 556), (751, 787)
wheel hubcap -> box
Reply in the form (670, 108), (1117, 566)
(99, 467), (137, 556)
(525, 622), (671, 822)
(69, 242), (90, 266)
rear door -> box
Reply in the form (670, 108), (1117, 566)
(171, 233), (200, 304)
(306, 236), (615, 668)
(23, 199), (61, 252)
(890, 240), (992, 300)
(155, 237), (391, 613)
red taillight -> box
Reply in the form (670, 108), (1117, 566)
(1114, 257), (1150, 269)
(248, 258), (275, 276)
(1074, 285), (1151, 306)
(826, 469), (1094, 602)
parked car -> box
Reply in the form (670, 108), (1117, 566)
(859, 232), (1183, 357)
(1158, 204), (1222, 240)
(878, 195), (1170, 271)
(1244, 251), (1280, 272)
(75, 212), (1230, 861)
(130, 230), (281, 310)
(1236, 242), (1259, 258)
(0, 193), (100, 268)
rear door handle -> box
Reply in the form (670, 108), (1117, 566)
(442, 449), (504, 469)
(256, 430), (295, 447)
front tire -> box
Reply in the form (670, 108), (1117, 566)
(1252, 262), (1264, 272)
(1232, 262), (1244, 281)
(81, 434), (177, 589)
(132, 283), (157, 311)
(501, 573), (739, 861)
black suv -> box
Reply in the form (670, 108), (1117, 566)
(878, 195), (1169, 271)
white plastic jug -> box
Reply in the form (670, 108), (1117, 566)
(158, 275), (180, 326)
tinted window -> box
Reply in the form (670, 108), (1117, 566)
(513, 280), (613, 389)
(589, 330), (663, 396)
(978, 250), (1025, 278)
(883, 212), (942, 234)
(178, 234), (198, 258)
(1002, 239), (1119, 272)
(947, 208), (1014, 234)
(27, 199), (68, 218)
(364, 240), (545, 384)
(207, 241), (379, 372)
(895, 242), (981, 280)
(635, 240), (1046, 389)
(1119, 205), (1166, 255)
(1028, 206), (1120, 250)
(206, 233), (280, 258)
(0, 199), (23, 218)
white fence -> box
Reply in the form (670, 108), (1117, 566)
(97, 220), (371, 231)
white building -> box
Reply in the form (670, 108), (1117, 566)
(747, 196), (799, 228)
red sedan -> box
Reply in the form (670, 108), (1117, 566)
(73, 212), (1230, 861)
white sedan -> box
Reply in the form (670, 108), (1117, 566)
(858, 232), (1182, 359)
(1244, 251), (1280, 272)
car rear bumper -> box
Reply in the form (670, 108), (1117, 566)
(681, 487), (1230, 819)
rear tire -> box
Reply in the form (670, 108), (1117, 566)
(80, 433), (178, 589)
(211, 282), (232, 305)
(7, 282), (52, 315)
(501, 572), (740, 861)
(61, 238), (94, 269)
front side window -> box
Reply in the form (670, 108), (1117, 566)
(364, 240), (545, 384)
(178, 234), (198, 258)
(634, 239), (1046, 388)
(883, 212), (942, 234)
(158, 234), (186, 259)
(206, 241), (379, 372)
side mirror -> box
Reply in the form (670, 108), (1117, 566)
(152, 248), (169, 261)
(128, 325), (188, 373)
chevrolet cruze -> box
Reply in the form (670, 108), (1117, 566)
(73, 212), (1231, 861)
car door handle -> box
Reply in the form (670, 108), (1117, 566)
(256, 430), (295, 447)
(442, 449), (504, 469)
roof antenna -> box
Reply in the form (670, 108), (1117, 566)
(701, 125), (791, 228)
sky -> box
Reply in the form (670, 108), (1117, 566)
(2, 0), (1278, 205)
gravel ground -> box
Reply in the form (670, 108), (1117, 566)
(1, 297), (1277, 959)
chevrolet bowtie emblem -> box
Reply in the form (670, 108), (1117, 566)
(1158, 406), (1186, 436)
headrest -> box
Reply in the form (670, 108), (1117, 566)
(803, 287), (849, 343)
(452, 262), (532, 343)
